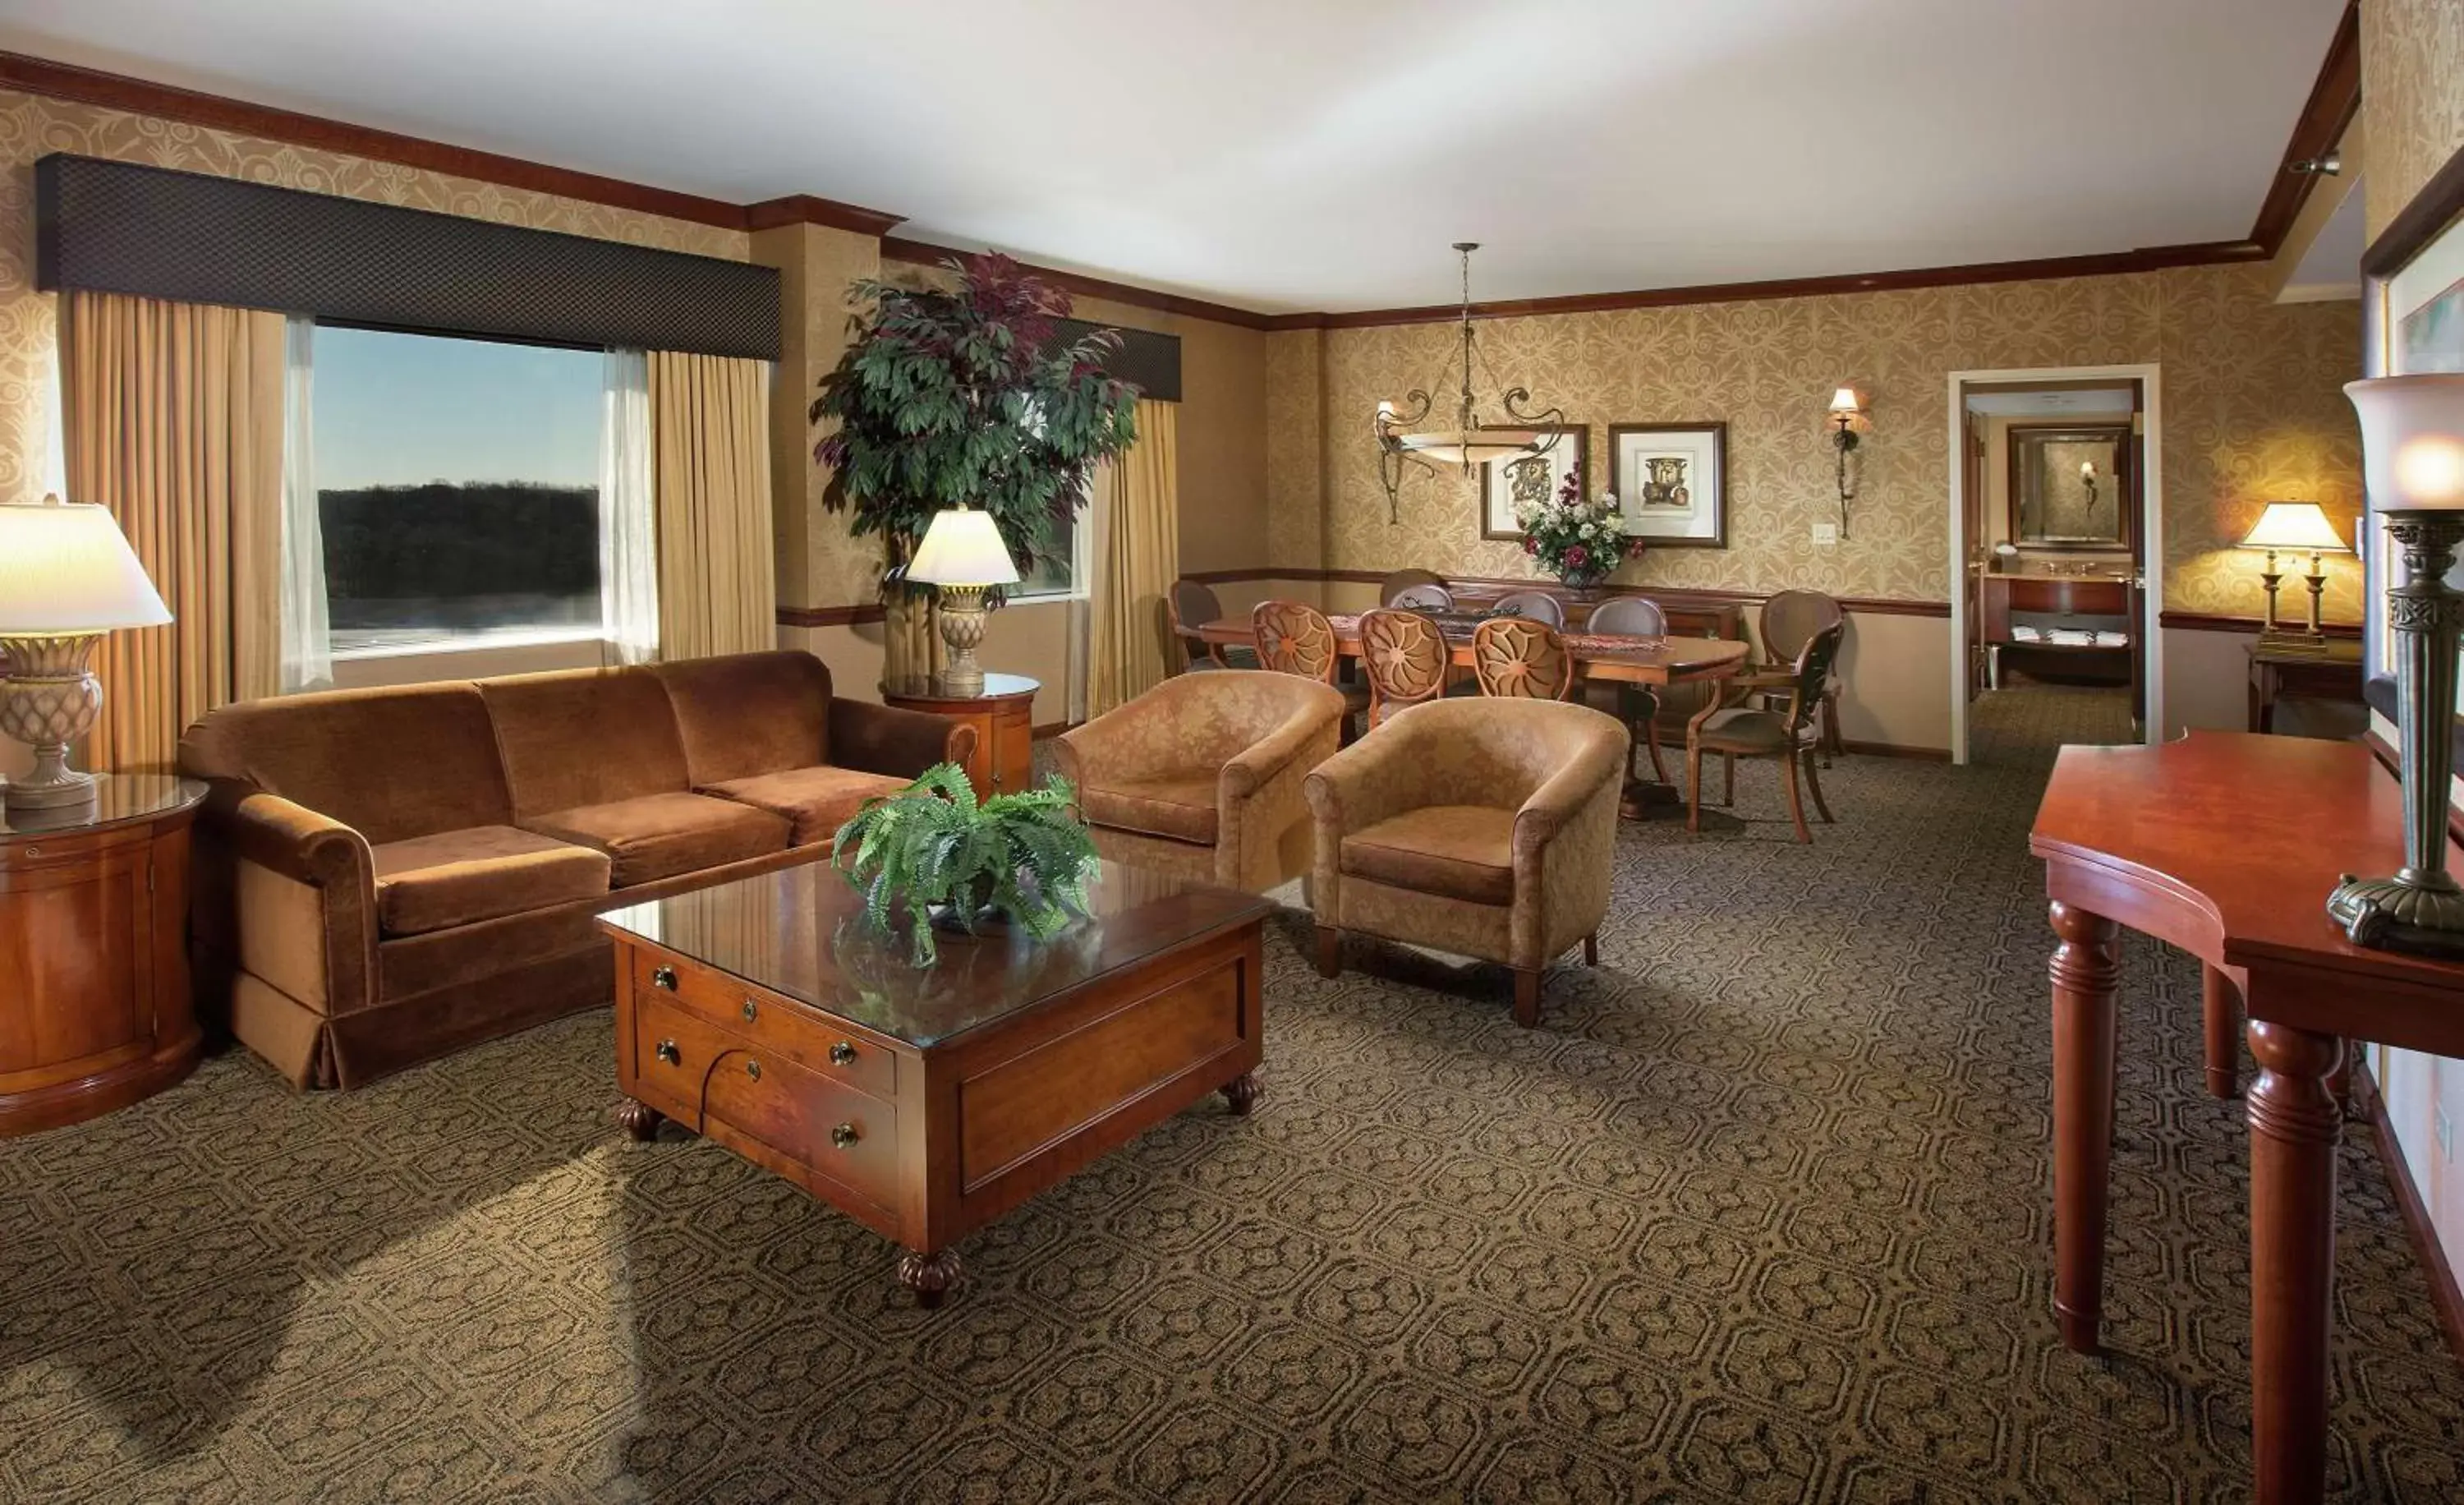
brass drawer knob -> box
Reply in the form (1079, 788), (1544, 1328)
(746, 1059), (762, 1081)
(655, 1039), (680, 1065)
(741, 998), (758, 1023)
(652, 966), (678, 992)
(829, 1041), (858, 1066)
(830, 1122), (860, 1149)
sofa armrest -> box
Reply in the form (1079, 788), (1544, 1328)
(829, 698), (977, 780)
(199, 783), (380, 1020)
(205, 783), (373, 888)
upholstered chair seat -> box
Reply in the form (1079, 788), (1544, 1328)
(522, 792), (790, 888)
(700, 765), (911, 845)
(1305, 697), (1628, 1027)
(369, 826), (612, 937)
(1055, 670), (1346, 891)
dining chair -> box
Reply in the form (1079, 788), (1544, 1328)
(1472, 617), (1574, 699)
(1581, 595), (1670, 782)
(1686, 620), (1845, 843)
(1388, 582), (1455, 612)
(1253, 599), (1370, 740)
(1358, 608), (1450, 728)
(1169, 579), (1257, 671)
(1758, 589), (1846, 761)
(1379, 568), (1449, 606)
(1492, 591), (1565, 627)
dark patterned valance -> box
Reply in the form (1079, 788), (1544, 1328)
(1056, 316), (1179, 403)
(34, 154), (779, 360)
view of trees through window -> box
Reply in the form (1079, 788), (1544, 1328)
(314, 325), (603, 652)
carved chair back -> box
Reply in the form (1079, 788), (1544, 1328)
(1492, 590), (1566, 627)
(1253, 600), (1344, 684)
(1379, 568), (1449, 606)
(1358, 608), (1450, 727)
(1387, 582), (1455, 612)
(1778, 622), (1848, 736)
(1472, 617), (1574, 699)
(1761, 590), (1844, 665)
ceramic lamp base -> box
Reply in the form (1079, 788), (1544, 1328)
(0, 633), (104, 813)
(935, 586), (989, 698)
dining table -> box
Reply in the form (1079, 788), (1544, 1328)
(1194, 610), (1749, 815)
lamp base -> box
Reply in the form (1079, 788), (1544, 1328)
(0, 633), (105, 814)
(2327, 869), (2464, 959)
(935, 586), (990, 699)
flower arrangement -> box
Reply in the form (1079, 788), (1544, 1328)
(1517, 470), (1643, 589)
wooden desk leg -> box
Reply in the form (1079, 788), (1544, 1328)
(2246, 1020), (2342, 1505)
(2050, 900), (2121, 1354)
(2203, 966), (2242, 1098)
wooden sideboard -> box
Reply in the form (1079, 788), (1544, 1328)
(1980, 573), (2131, 688)
(880, 672), (1037, 800)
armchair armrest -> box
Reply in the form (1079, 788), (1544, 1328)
(829, 697), (977, 779)
(1511, 729), (1628, 861)
(1222, 705), (1335, 799)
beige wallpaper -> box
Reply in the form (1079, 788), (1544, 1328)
(1279, 262), (2361, 618)
(2362, 0), (2464, 241)
(0, 88), (747, 509)
(1265, 328), (1325, 573)
(758, 222), (883, 611)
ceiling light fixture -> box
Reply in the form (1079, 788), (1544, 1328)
(1372, 242), (1566, 524)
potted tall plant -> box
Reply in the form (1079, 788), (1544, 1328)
(811, 254), (1142, 682)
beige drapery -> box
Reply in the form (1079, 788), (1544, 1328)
(1088, 398), (1179, 716)
(649, 350), (775, 660)
(60, 291), (285, 774)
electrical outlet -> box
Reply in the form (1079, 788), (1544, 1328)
(2441, 1106), (2455, 1162)
(1811, 522), (1839, 546)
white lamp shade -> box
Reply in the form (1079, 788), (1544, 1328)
(2237, 500), (2349, 553)
(1395, 428), (1549, 467)
(906, 506), (1022, 587)
(2348, 375), (2464, 511)
(0, 496), (172, 634)
(1828, 387), (1862, 415)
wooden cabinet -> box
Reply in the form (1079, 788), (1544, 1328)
(0, 776), (205, 1135)
(880, 672), (1038, 800)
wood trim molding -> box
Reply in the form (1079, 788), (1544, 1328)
(2351, 1063), (2464, 1369)
(1839, 739), (1953, 762)
(777, 603), (886, 628)
(2246, 0), (2361, 259)
(743, 194), (905, 239)
(0, 50), (752, 231)
(2365, 135), (2464, 280)
(878, 235), (1278, 331)
(2158, 609), (2364, 638)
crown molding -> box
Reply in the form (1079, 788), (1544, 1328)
(745, 193), (904, 239)
(2246, 0), (2361, 260)
(877, 235), (1278, 330)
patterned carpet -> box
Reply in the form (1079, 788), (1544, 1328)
(7, 686), (2462, 1503)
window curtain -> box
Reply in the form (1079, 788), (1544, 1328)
(647, 350), (775, 660)
(59, 291), (284, 773)
(600, 348), (659, 665)
(1087, 398), (1179, 717)
(278, 315), (332, 693)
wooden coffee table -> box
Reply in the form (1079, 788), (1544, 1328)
(598, 859), (1269, 1306)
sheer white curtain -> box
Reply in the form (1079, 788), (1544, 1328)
(278, 315), (332, 693)
(600, 347), (659, 665)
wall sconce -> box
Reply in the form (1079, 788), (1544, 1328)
(1827, 387), (1864, 538)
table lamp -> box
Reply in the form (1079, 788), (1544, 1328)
(905, 505), (1019, 698)
(0, 495), (172, 812)
(2237, 500), (2351, 652)
(2326, 375), (2464, 957)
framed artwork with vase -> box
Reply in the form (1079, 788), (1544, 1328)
(1479, 424), (1587, 541)
(1609, 422), (1726, 548)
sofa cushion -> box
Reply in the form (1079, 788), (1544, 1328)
(478, 667), (692, 819)
(369, 826), (613, 937)
(652, 653), (833, 785)
(179, 683), (515, 845)
(1081, 775), (1220, 845)
(522, 793), (792, 888)
(1342, 804), (1517, 907)
(702, 766), (910, 846)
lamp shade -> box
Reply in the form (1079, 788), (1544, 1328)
(906, 506), (1021, 587)
(1828, 387), (1862, 415)
(2237, 501), (2349, 553)
(1394, 427), (1551, 467)
(2348, 375), (2464, 511)
(0, 495), (172, 634)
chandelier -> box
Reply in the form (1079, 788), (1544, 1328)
(1372, 242), (1567, 523)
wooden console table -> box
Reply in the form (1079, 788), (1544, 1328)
(2031, 732), (2464, 1503)
(880, 672), (1037, 800)
(2246, 637), (2364, 734)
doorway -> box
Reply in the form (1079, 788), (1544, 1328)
(1945, 366), (2163, 765)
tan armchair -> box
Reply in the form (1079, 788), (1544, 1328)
(1054, 670), (1346, 891)
(1304, 697), (1628, 1027)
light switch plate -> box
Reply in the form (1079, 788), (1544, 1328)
(1811, 522), (1840, 546)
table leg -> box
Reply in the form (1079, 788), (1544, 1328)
(614, 1098), (665, 1142)
(896, 1247), (963, 1309)
(2246, 1020), (2342, 1505)
(2050, 900), (2120, 1354)
(2203, 966), (2242, 1098)
(1221, 1071), (1261, 1116)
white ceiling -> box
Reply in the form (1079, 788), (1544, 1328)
(2284, 175), (2367, 299)
(0, 0), (2347, 314)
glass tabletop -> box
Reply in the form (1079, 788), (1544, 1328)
(0, 772), (205, 837)
(599, 858), (1273, 1048)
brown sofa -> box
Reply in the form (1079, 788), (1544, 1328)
(177, 651), (970, 1088)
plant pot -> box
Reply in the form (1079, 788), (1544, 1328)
(928, 873), (1008, 934)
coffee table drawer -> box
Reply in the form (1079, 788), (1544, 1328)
(633, 996), (900, 1208)
(631, 948), (895, 1098)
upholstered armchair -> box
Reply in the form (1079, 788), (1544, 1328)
(1055, 670), (1346, 891)
(1304, 697), (1628, 1027)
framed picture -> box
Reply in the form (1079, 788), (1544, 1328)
(1608, 421), (1727, 549)
(2361, 150), (2464, 695)
(1478, 424), (1588, 541)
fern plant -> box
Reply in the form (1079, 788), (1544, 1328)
(830, 762), (1098, 965)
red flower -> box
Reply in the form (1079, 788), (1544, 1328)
(1524, 536), (1538, 555)
(1565, 545), (1588, 568)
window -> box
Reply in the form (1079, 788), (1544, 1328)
(1009, 493), (1095, 601)
(311, 325), (606, 656)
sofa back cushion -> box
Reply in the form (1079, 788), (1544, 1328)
(477, 666), (691, 819)
(177, 683), (514, 845)
(651, 652), (834, 785)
